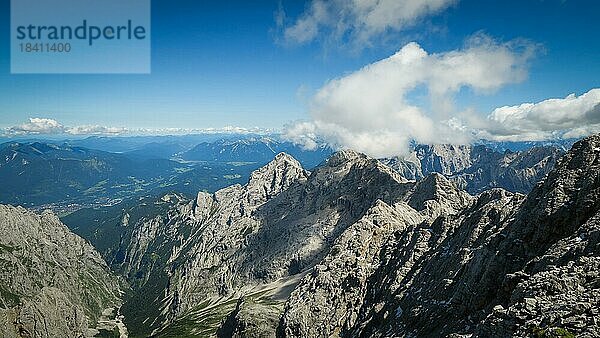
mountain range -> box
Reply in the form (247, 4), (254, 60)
(0, 136), (565, 215)
(180, 137), (333, 168)
(0, 142), (257, 212)
(38, 133), (599, 337)
(0, 133), (597, 337)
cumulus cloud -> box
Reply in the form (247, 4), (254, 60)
(281, 0), (456, 47)
(476, 88), (600, 141)
(7, 118), (66, 135)
(284, 121), (320, 150)
(2, 118), (129, 137)
(284, 35), (537, 157)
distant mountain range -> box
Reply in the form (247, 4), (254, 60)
(381, 144), (563, 194)
(0, 142), (256, 211)
(1, 134), (267, 154)
(0, 136), (574, 214)
(0, 136), (332, 212)
(476, 138), (578, 152)
(180, 137), (333, 168)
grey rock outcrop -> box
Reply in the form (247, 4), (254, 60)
(218, 297), (281, 338)
(0, 205), (124, 338)
(382, 144), (563, 194)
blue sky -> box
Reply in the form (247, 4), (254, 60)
(0, 0), (598, 137)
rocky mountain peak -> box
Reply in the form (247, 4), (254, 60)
(406, 172), (473, 212)
(311, 150), (407, 189)
(528, 135), (598, 212)
(324, 149), (367, 167)
(246, 152), (309, 204)
(559, 133), (599, 167)
(191, 152), (312, 234)
(415, 143), (474, 175)
(405, 133), (600, 337)
(272, 151), (298, 162)
(428, 143), (471, 155)
(274, 134), (600, 338)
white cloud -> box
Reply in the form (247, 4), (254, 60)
(283, 121), (320, 150)
(7, 118), (65, 135)
(282, 0), (456, 47)
(1, 118), (273, 137)
(2, 118), (128, 137)
(476, 88), (600, 141)
(285, 35), (536, 157)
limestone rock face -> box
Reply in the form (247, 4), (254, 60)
(0, 205), (123, 338)
(382, 144), (563, 194)
(218, 297), (280, 338)
(279, 201), (424, 338)
(279, 172), (479, 338)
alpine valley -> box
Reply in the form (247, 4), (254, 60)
(0, 134), (598, 337)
